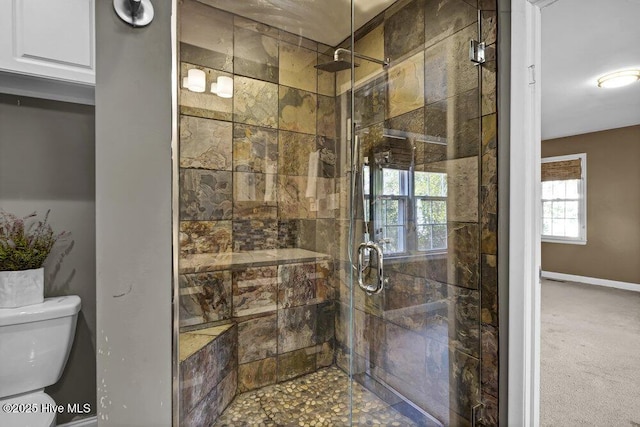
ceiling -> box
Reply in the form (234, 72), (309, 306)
(541, 0), (640, 140)
(197, 0), (395, 46)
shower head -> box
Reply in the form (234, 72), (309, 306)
(315, 59), (358, 73)
(314, 48), (389, 73)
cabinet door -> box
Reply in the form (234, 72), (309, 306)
(0, 0), (95, 85)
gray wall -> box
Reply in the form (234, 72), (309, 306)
(95, 0), (173, 425)
(0, 93), (96, 424)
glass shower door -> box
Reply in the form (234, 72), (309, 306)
(341, 0), (493, 425)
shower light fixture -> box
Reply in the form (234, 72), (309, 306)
(597, 69), (640, 88)
(211, 76), (233, 98)
(182, 68), (206, 93)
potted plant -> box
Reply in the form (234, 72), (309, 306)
(0, 210), (66, 308)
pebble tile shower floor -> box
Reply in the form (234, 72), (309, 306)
(213, 366), (419, 426)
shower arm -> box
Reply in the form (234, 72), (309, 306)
(334, 48), (390, 67)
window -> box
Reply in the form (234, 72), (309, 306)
(415, 171), (447, 251)
(378, 168), (408, 253)
(541, 153), (587, 244)
(363, 166), (447, 255)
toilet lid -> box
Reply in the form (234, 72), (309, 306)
(0, 392), (56, 427)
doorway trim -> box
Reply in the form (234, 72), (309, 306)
(507, 0), (547, 425)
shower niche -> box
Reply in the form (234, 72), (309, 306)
(175, 0), (499, 425)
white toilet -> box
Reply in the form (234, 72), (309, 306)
(0, 296), (81, 427)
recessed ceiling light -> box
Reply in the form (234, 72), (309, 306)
(597, 69), (640, 88)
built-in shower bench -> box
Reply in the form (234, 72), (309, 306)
(178, 248), (335, 424)
(179, 323), (237, 424)
(179, 248), (332, 274)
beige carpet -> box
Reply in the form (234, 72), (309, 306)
(541, 279), (640, 427)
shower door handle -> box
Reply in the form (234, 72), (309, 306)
(357, 242), (387, 295)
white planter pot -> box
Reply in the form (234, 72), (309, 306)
(0, 268), (44, 308)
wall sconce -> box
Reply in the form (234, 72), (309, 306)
(182, 69), (206, 93)
(211, 76), (233, 98)
(183, 70), (233, 98)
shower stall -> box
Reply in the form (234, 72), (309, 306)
(175, 0), (499, 425)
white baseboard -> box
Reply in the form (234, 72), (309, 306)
(541, 271), (640, 292)
(58, 415), (97, 427)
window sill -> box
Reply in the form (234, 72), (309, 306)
(383, 251), (448, 262)
(541, 237), (587, 245)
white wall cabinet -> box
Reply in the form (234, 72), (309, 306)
(0, 0), (95, 86)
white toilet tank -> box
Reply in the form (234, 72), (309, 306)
(0, 296), (81, 399)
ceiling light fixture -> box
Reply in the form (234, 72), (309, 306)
(597, 69), (640, 88)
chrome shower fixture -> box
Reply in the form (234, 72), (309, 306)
(315, 48), (390, 73)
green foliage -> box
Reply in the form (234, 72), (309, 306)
(0, 210), (66, 271)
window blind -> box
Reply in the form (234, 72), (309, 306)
(541, 158), (582, 181)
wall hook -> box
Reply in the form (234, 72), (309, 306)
(114, 0), (154, 28)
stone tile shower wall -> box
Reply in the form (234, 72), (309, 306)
(333, 0), (499, 425)
(178, 0), (340, 421)
(177, 0), (500, 425)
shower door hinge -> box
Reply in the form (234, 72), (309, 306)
(472, 403), (485, 426)
(469, 40), (486, 65)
